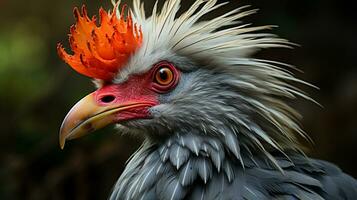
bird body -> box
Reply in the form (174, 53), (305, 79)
(110, 134), (357, 199)
(57, 0), (357, 199)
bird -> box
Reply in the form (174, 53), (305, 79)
(57, 0), (357, 199)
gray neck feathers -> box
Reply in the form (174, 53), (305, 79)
(109, 131), (311, 200)
(110, 132), (240, 200)
(148, 67), (306, 165)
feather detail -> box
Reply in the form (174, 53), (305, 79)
(58, 3), (142, 81)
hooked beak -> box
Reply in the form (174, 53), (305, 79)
(59, 92), (155, 149)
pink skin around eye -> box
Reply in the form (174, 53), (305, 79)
(150, 61), (181, 93)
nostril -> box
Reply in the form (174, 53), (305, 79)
(100, 95), (116, 103)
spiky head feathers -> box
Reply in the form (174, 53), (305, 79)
(57, 4), (143, 81)
(58, 0), (290, 82)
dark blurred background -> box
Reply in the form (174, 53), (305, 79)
(0, 0), (356, 199)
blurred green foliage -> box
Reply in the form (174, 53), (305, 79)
(0, 19), (49, 113)
(0, 0), (356, 199)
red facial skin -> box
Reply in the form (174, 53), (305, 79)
(94, 75), (159, 121)
(93, 61), (180, 121)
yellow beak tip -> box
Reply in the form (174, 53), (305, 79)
(59, 136), (66, 150)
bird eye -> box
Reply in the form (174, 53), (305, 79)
(155, 67), (174, 85)
(152, 61), (179, 93)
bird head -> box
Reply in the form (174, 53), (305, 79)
(58, 0), (310, 160)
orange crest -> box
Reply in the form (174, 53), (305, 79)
(57, 4), (143, 81)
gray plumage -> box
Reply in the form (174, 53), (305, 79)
(110, 133), (357, 200)
(99, 0), (357, 199)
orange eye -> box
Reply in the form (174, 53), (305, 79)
(151, 61), (180, 93)
(155, 67), (174, 85)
